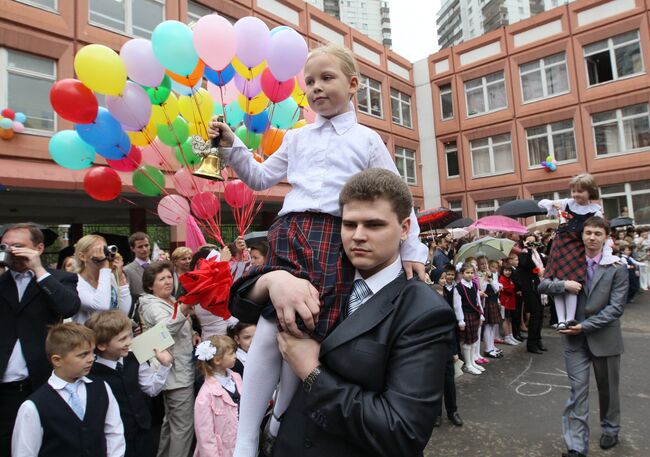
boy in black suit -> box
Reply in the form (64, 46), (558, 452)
(12, 323), (125, 457)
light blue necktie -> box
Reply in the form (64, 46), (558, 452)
(63, 382), (85, 420)
(347, 279), (372, 316)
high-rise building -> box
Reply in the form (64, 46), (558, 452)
(309, 0), (392, 47)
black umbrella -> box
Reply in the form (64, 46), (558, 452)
(495, 199), (546, 218)
(610, 217), (634, 229)
(445, 217), (474, 229)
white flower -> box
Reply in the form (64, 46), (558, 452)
(195, 340), (217, 361)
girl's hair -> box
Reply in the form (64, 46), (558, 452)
(171, 247), (192, 264)
(189, 244), (218, 270)
(74, 234), (107, 273)
(61, 256), (76, 272)
(488, 260), (499, 268)
(500, 264), (513, 275)
(227, 322), (255, 340)
(308, 44), (359, 82)
(569, 173), (599, 200)
(249, 240), (269, 258)
(460, 262), (474, 273)
(197, 335), (237, 378)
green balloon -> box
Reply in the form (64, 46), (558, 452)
(144, 74), (172, 105)
(175, 139), (200, 167)
(235, 125), (262, 150)
(157, 117), (189, 147)
(270, 98), (300, 129)
(132, 165), (165, 196)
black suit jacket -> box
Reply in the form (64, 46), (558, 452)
(0, 269), (81, 388)
(517, 250), (541, 293)
(235, 274), (455, 457)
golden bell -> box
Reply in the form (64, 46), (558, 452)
(193, 154), (225, 181)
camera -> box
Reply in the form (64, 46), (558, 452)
(0, 244), (13, 268)
(525, 241), (536, 248)
(104, 245), (118, 261)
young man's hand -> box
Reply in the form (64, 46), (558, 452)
(564, 280), (582, 294)
(277, 332), (320, 380)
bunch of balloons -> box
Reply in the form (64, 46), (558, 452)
(540, 155), (558, 172)
(0, 109), (27, 140)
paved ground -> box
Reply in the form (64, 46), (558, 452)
(425, 291), (650, 457)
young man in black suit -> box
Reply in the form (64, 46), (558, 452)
(234, 169), (456, 456)
(0, 223), (81, 455)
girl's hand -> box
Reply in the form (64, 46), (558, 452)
(458, 324), (466, 331)
(553, 201), (563, 210)
(192, 332), (201, 347)
(207, 117), (235, 148)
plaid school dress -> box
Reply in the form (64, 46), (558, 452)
(456, 282), (482, 345)
(483, 280), (501, 325)
(232, 212), (354, 341)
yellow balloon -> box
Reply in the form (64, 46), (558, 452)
(232, 57), (266, 80)
(292, 82), (308, 107)
(74, 44), (126, 96)
(150, 93), (179, 126)
(292, 119), (307, 129)
(179, 89), (214, 125)
(128, 119), (156, 146)
(189, 120), (210, 140)
(238, 93), (269, 115)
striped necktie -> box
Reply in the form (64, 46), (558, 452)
(347, 279), (372, 316)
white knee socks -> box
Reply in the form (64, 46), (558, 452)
(268, 360), (300, 436)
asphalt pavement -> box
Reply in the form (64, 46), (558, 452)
(425, 291), (650, 457)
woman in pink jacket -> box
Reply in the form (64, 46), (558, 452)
(194, 336), (243, 457)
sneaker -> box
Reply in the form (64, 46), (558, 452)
(505, 336), (519, 346)
(463, 364), (482, 375)
(557, 322), (567, 331)
(486, 350), (501, 359)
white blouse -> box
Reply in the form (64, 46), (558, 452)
(538, 198), (603, 217)
(74, 269), (131, 323)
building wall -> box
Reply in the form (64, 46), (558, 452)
(425, 0), (650, 223)
(0, 0), (422, 225)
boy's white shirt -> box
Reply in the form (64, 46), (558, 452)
(219, 105), (428, 264)
(12, 372), (125, 457)
(94, 353), (171, 397)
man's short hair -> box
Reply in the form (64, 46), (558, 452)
(129, 231), (149, 248)
(46, 323), (95, 361)
(1, 222), (44, 245)
(85, 310), (132, 348)
(583, 216), (610, 235)
(142, 261), (173, 294)
(339, 168), (412, 221)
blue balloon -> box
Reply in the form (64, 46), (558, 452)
(171, 79), (202, 96)
(95, 132), (131, 160)
(151, 20), (199, 76)
(225, 101), (245, 128)
(49, 130), (95, 170)
(204, 64), (235, 87)
(271, 26), (292, 35)
(75, 108), (122, 148)
(14, 112), (27, 124)
(0, 118), (11, 129)
(244, 110), (270, 134)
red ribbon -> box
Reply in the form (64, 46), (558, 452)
(177, 258), (233, 319)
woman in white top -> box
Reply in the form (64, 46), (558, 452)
(73, 234), (131, 324)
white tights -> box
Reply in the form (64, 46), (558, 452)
(554, 293), (577, 323)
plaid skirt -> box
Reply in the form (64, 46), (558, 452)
(459, 310), (481, 345)
(484, 298), (501, 325)
(233, 212), (354, 341)
(545, 231), (586, 282)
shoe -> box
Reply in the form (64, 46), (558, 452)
(600, 434), (618, 450)
(537, 341), (548, 351)
(475, 358), (490, 364)
(433, 415), (441, 427)
(557, 322), (567, 331)
(448, 412), (463, 426)
(561, 451), (586, 457)
(527, 346), (543, 354)
(565, 319), (579, 328)
(495, 338), (505, 344)
(514, 335), (525, 342)
(505, 336), (520, 346)
(486, 350), (501, 359)
(463, 363), (482, 375)
(259, 415), (277, 457)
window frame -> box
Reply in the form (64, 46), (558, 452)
(600, 181), (650, 224)
(583, 30), (645, 87)
(464, 71), (507, 118)
(475, 197), (516, 219)
(469, 133), (514, 178)
(591, 103), (650, 157)
(0, 48), (57, 136)
(444, 141), (460, 178)
(357, 75), (383, 118)
(390, 88), (412, 128)
(15, 0), (58, 13)
(525, 119), (577, 169)
(439, 83), (454, 120)
(88, 0), (165, 39)
(519, 52), (570, 104)
(394, 146), (417, 185)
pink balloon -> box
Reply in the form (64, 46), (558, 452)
(106, 82), (152, 131)
(296, 70), (306, 92)
(234, 73), (262, 98)
(11, 121), (25, 133)
(191, 191), (220, 219)
(192, 15), (236, 72)
(208, 79), (238, 105)
(157, 194), (191, 226)
(303, 106), (316, 123)
(203, 179), (224, 194)
(260, 68), (293, 103)
(141, 138), (174, 168)
(107, 145), (142, 171)
(120, 39), (166, 87)
(234, 17), (271, 68)
(174, 167), (205, 197)
(267, 29), (308, 81)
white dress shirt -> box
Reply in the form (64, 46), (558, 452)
(220, 106), (427, 263)
(94, 354), (171, 397)
(11, 372), (125, 457)
(351, 256), (404, 309)
(452, 279), (484, 326)
(73, 269), (132, 324)
(2, 270), (50, 383)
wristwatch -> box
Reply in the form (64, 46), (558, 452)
(303, 366), (322, 392)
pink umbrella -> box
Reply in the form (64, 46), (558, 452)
(469, 215), (528, 234)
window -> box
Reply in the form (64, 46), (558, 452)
(395, 147), (417, 185)
(89, 0), (164, 39)
(526, 120), (577, 168)
(15, 0), (57, 12)
(357, 75), (383, 118)
(475, 197), (516, 218)
(448, 200), (463, 215)
(465, 71), (506, 117)
(520, 53), (569, 103)
(600, 181), (650, 224)
(444, 141), (460, 178)
(470, 133), (513, 177)
(1, 48), (56, 133)
(187, 1), (212, 27)
(584, 30), (644, 86)
(592, 103), (650, 156)
(390, 89), (412, 128)
(440, 84), (453, 120)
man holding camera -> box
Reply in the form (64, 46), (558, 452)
(0, 223), (81, 455)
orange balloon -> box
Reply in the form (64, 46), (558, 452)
(0, 128), (14, 140)
(166, 60), (205, 87)
(261, 128), (285, 156)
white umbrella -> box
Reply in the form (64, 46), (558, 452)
(454, 236), (516, 264)
(527, 219), (559, 232)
